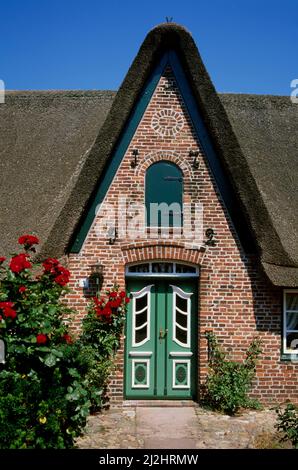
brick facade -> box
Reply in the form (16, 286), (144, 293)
(66, 67), (298, 406)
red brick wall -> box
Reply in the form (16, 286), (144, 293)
(66, 67), (298, 406)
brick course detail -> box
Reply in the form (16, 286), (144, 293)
(66, 67), (298, 406)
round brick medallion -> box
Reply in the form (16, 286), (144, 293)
(151, 109), (184, 137)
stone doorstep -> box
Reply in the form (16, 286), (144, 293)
(122, 400), (198, 408)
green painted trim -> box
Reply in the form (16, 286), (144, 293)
(70, 54), (169, 252)
(71, 49), (255, 253)
(167, 51), (255, 252)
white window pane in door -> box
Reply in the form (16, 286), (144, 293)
(171, 285), (192, 348)
(132, 285), (153, 347)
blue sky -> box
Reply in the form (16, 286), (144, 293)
(0, 0), (296, 94)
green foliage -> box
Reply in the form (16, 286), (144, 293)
(0, 238), (129, 448)
(201, 332), (262, 415)
(0, 244), (93, 448)
(79, 287), (128, 411)
(275, 403), (298, 448)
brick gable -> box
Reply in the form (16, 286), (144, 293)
(66, 67), (298, 406)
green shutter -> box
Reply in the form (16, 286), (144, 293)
(145, 161), (183, 227)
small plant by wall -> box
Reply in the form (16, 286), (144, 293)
(275, 403), (298, 448)
(201, 331), (262, 415)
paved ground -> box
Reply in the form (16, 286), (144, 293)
(76, 405), (279, 449)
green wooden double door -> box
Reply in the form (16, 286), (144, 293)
(125, 279), (197, 399)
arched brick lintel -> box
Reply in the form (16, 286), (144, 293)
(135, 150), (194, 179)
(121, 242), (206, 266)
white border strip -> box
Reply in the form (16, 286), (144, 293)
(172, 359), (190, 389)
(129, 351), (152, 357)
(132, 359), (150, 389)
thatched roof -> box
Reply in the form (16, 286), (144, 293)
(0, 24), (297, 286)
(220, 93), (298, 286)
(0, 90), (115, 257)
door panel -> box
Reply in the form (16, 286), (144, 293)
(125, 280), (156, 397)
(125, 278), (197, 399)
(166, 280), (197, 398)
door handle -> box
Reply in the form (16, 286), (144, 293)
(159, 328), (168, 341)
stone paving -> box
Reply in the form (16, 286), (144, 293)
(76, 405), (279, 449)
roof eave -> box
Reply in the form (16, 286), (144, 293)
(262, 261), (298, 288)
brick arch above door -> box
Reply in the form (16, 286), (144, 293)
(121, 241), (206, 266)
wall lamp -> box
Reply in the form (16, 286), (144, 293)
(189, 150), (199, 170)
(131, 149), (139, 168)
(204, 228), (217, 247)
(108, 226), (117, 245)
(79, 263), (104, 292)
(90, 263), (104, 292)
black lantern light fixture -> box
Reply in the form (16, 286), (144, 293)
(204, 228), (217, 247)
(189, 150), (199, 170)
(90, 263), (104, 292)
(107, 226), (117, 245)
(131, 149), (139, 168)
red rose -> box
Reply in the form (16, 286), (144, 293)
(19, 286), (27, 294)
(93, 297), (103, 307)
(63, 334), (73, 344)
(119, 291), (126, 298)
(42, 258), (60, 273)
(10, 254), (32, 273)
(110, 292), (117, 298)
(57, 266), (70, 277)
(18, 234), (39, 247)
(0, 303), (17, 319)
(54, 273), (70, 286)
(36, 334), (47, 344)
(101, 306), (112, 318)
(125, 297), (131, 304)
(0, 257), (6, 264)
(3, 307), (17, 319)
(0, 302), (17, 318)
(42, 258), (70, 286)
(110, 298), (122, 309)
(0, 301), (14, 309)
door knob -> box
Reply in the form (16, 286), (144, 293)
(159, 328), (168, 341)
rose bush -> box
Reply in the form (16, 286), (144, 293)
(79, 288), (130, 411)
(0, 235), (129, 448)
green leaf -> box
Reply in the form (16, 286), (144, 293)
(44, 353), (57, 367)
(36, 346), (51, 353)
(68, 368), (80, 378)
(51, 349), (63, 358)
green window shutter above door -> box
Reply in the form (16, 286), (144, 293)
(145, 161), (183, 227)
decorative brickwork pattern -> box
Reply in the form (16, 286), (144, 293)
(151, 109), (184, 137)
(66, 67), (298, 407)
